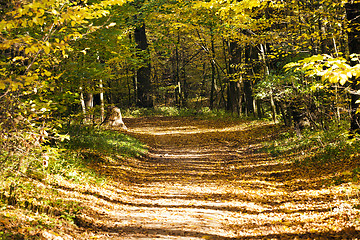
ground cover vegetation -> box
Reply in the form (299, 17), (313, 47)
(1, 0), (360, 238)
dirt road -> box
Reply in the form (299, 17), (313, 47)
(68, 117), (360, 239)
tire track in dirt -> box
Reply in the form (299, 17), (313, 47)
(70, 117), (360, 239)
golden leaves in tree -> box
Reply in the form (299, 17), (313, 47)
(285, 54), (360, 86)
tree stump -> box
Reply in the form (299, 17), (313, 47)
(100, 107), (127, 130)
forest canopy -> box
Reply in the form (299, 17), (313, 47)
(1, 0), (360, 172)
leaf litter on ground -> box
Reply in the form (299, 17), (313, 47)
(1, 116), (360, 239)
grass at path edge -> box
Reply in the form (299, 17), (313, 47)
(0, 125), (147, 240)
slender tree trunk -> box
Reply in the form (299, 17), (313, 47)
(253, 98), (258, 118)
(99, 79), (105, 123)
(80, 86), (86, 118)
(182, 67), (187, 107)
(332, 37), (339, 57)
(133, 71), (138, 106)
(216, 64), (225, 109)
(237, 82), (242, 116)
(126, 67), (132, 107)
(210, 29), (216, 109)
(177, 81), (181, 107)
(181, 47), (187, 107)
(346, 1), (360, 135)
(270, 93), (277, 123)
(134, 22), (153, 108)
(175, 32), (181, 107)
(85, 93), (94, 123)
(210, 60), (216, 110)
(222, 39), (229, 111)
(201, 62), (207, 99)
(128, 34), (137, 107)
(335, 83), (341, 122)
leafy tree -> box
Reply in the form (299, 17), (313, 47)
(0, 0), (127, 174)
(346, 1), (360, 135)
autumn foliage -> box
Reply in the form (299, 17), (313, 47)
(1, 0), (360, 239)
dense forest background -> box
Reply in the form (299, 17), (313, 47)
(1, 0), (359, 129)
(1, 0), (360, 173)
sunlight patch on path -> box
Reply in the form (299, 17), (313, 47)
(66, 117), (360, 239)
(127, 120), (269, 136)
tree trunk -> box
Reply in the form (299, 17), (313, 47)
(210, 29), (216, 110)
(134, 23), (153, 108)
(256, 99), (263, 119)
(210, 61), (216, 110)
(127, 68), (132, 107)
(227, 81), (241, 115)
(227, 41), (242, 115)
(85, 92), (94, 123)
(174, 32), (181, 107)
(346, 2), (360, 135)
(181, 64), (187, 107)
(270, 93), (277, 123)
(99, 79), (105, 123)
(244, 45), (258, 115)
(133, 71), (138, 106)
(279, 101), (290, 126)
(243, 79), (253, 115)
(80, 87), (86, 118)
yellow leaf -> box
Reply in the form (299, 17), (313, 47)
(339, 73), (348, 85)
(44, 45), (50, 55)
(0, 81), (7, 90)
(12, 56), (25, 62)
(328, 74), (338, 84)
(38, 9), (45, 17)
(44, 70), (52, 77)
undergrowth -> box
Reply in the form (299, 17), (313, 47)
(262, 121), (360, 183)
(0, 124), (146, 239)
(65, 125), (147, 158)
(124, 106), (250, 120)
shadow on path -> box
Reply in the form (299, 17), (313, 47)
(65, 117), (360, 239)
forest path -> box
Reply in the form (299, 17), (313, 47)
(69, 117), (360, 239)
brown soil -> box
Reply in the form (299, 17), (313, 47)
(54, 117), (360, 239)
